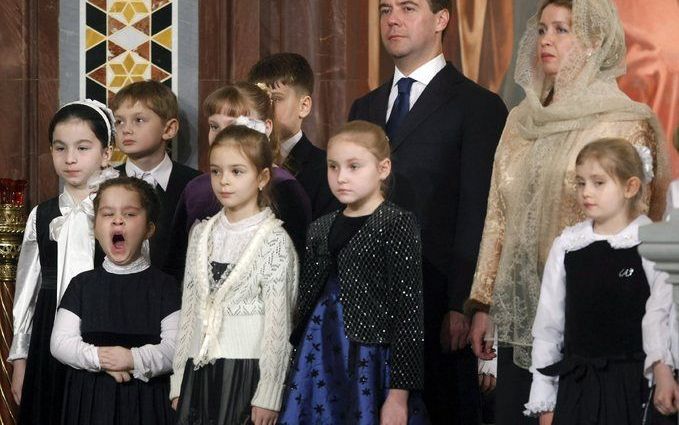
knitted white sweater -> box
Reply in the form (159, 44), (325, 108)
(170, 208), (299, 411)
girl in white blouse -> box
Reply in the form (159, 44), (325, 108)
(171, 124), (298, 425)
(525, 138), (666, 425)
(9, 100), (116, 425)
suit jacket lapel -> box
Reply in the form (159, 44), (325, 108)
(285, 134), (311, 176)
(389, 63), (463, 153)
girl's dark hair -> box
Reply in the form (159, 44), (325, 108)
(209, 125), (274, 209)
(94, 176), (160, 226)
(48, 103), (114, 148)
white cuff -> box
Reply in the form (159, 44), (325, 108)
(478, 357), (497, 377)
(131, 347), (150, 382)
(644, 351), (676, 382)
(525, 373), (558, 417)
(523, 400), (556, 417)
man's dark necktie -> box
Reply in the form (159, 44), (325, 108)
(385, 77), (415, 141)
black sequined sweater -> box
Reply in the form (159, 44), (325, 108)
(291, 201), (425, 390)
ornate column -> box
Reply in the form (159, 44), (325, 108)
(0, 180), (27, 425)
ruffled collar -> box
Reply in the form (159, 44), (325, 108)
(102, 255), (151, 275)
(560, 215), (652, 252)
(217, 207), (272, 234)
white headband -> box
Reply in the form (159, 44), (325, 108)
(233, 115), (268, 136)
(60, 99), (116, 146)
(634, 145), (654, 184)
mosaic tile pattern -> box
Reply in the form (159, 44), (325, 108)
(81, 0), (176, 162)
(82, 0), (175, 105)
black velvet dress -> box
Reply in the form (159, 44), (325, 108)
(58, 266), (180, 425)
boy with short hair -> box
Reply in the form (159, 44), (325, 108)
(248, 53), (339, 218)
(110, 80), (201, 268)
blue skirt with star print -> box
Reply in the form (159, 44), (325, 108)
(278, 276), (428, 425)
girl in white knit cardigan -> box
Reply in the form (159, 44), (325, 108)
(171, 124), (298, 425)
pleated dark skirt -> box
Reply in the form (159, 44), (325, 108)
(19, 287), (67, 425)
(61, 370), (175, 425)
(176, 358), (260, 425)
(542, 355), (646, 425)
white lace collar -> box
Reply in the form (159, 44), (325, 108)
(102, 255), (151, 275)
(560, 215), (652, 252)
(217, 207), (272, 233)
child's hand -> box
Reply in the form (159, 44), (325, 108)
(171, 398), (179, 411)
(251, 405), (278, 425)
(539, 411), (554, 425)
(380, 389), (408, 425)
(106, 370), (132, 383)
(11, 359), (26, 405)
(98, 346), (134, 371)
(653, 362), (678, 415)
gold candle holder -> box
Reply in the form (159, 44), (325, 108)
(0, 205), (25, 281)
(0, 203), (25, 425)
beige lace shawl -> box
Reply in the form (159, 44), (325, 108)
(467, 0), (669, 369)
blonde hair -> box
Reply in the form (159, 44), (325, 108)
(203, 82), (281, 163)
(576, 138), (647, 212)
(209, 125), (274, 209)
(328, 120), (391, 194)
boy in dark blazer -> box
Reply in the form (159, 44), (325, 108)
(110, 80), (201, 268)
(248, 53), (340, 219)
(349, 0), (508, 423)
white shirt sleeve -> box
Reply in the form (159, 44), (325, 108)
(50, 308), (100, 371)
(524, 236), (566, 417)
(130, 311), (180, 382)
(9, 206), (41, 361)
(642, 258), (674, 381)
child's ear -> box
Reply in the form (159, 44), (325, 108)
(624, 176), (642, 199)
(378, 158), (392, 180)
(264, 119), (273, 137)
(162, 118), (179, 141)
(145, 222), (156, 240)
(299, 95), (312, 119)
(101, 145), (113, 168)
(258, 167), (271, 188)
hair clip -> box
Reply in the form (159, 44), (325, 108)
(233, 116), (268, 135)
(634, 145), (654, 184)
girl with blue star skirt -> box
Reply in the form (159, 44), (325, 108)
(278, 121), (427, 425)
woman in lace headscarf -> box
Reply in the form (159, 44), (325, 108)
(465, 0), (669, 423)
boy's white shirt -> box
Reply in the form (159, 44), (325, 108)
(524, 215), (669, 416)
(125, 153), (173, 190)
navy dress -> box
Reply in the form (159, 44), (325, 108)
(278, 213), (428, 425)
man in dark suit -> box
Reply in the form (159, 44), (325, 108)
(248, 53), (340, 219)
(348, 1), (507, 422)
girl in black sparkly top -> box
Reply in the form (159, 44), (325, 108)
(279, 121), (427, 425)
